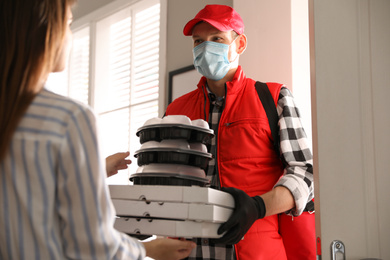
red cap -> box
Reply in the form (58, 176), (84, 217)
(183, 5), (244, 36)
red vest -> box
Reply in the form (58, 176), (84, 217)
(166, 67), (289, 259)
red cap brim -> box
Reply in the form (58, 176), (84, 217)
(183, 18), (234, 36)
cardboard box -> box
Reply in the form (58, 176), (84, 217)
(109, 185), (234, 208)
(112, 199), (232, 223)
(114, 217), (222, 238)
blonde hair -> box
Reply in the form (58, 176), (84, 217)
(0, 0), (77, 160)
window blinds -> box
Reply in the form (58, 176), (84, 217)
(100, 2), (161, 182)
(69, 27), (90, 105)
(56, 1), (161, 184)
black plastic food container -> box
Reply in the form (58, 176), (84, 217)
(134, 148), (212, 170)
(129, 173), (209, 187)
(136, 124), (214, 145)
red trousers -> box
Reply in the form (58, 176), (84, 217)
(235, 212), (316, 260)
(279, 212), (316, 260)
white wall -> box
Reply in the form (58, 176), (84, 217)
(234, 0), (293, 88)
(235, 0), (312, 148)
(291, 0), (312, 149)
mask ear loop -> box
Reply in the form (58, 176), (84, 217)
(228, 35), (241, 64)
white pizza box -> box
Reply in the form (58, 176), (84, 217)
(109, 185), (234, 209)
(112, 199), (233, 223)
(114, 217), (222, 238)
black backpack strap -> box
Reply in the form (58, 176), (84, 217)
(255, 82), (315, 212)
(255, 81), (280, 155)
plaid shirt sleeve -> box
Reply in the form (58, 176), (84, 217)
(274, 87), (314, 216)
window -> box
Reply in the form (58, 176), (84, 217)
(69, 26), (90, 105)
(46, 0), (162, 184)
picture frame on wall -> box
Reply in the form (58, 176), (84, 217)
(168, 65), (199, 104)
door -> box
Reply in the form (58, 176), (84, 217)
(309, 0), (390, 259)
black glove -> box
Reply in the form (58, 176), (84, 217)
(211, 187), (266, 245)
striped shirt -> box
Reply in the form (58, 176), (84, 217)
(0, 89), (145, 260)
(186, 86), (314, 260)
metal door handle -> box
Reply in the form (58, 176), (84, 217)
(331, 240), (345, 260)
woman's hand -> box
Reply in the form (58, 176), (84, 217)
(105, 151), (131, 177)
(143, 238), (196, 260)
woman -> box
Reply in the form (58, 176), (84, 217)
(0, 0), (195, 259)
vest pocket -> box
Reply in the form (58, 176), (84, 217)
(220, 118), (272, 159)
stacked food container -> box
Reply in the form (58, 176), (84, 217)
(109, 115), (234, 238)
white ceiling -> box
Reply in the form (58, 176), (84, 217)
(72, 0), (112, 19)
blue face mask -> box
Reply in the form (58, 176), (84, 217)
(192, 41), (231, 81)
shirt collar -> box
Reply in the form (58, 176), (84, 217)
(205, 83), (225, 107)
